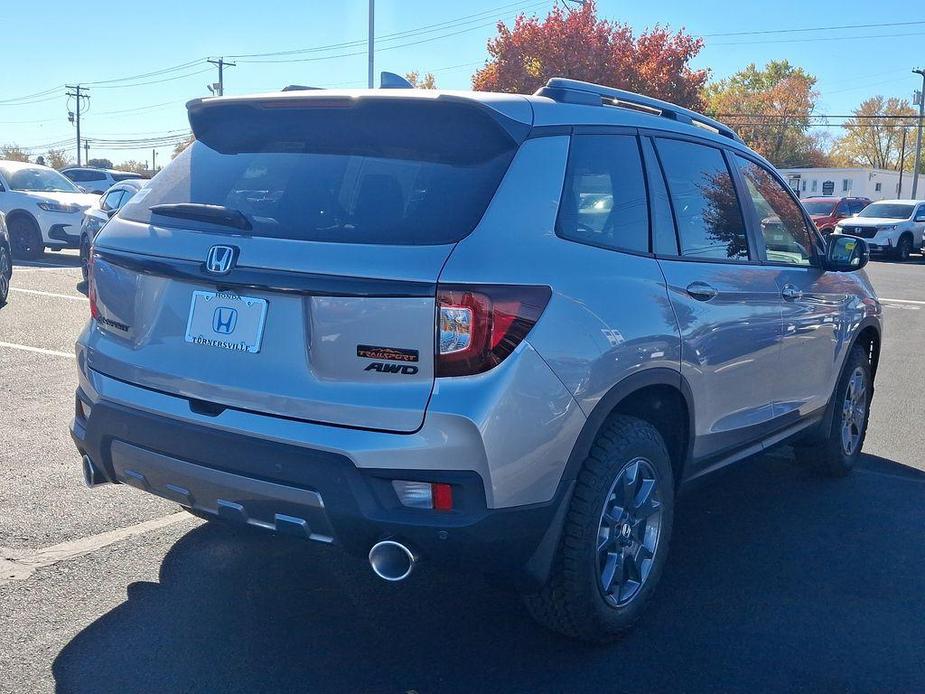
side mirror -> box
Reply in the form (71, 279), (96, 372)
(826, 235), (869, 272)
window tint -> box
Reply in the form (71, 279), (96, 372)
(102, 190), (125, 211)
(655, 138), (748, 260)
(848, 199), (867, 214)
(733, 156), (815, 266)
(112, 172), (140, 182)
(122, 100), (518, 245)
(556, 134), (649, 253)
(640, 138), (677, 255)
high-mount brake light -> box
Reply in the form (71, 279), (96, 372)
(436, 285), (551, 377)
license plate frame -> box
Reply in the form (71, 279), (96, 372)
(184, 290), (268, 354)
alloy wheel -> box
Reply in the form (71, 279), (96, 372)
(840, 367), (867, 456)
(596, 458), (663, 607)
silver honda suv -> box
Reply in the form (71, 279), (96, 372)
(71, 78), (882, 642)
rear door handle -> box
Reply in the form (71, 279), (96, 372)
(781, 284), (803, 301)
(686, 281), (718, 302)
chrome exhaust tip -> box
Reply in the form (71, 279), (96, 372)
(368, 540), (417, 582)
(82, 455), (108, 488)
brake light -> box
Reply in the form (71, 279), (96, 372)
(436, 285), (551, 377)
(87, 252), (100, 320)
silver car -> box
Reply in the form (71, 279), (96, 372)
(71, 78), (882, 642)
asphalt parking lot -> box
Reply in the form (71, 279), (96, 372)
(2, 250), (924, 693)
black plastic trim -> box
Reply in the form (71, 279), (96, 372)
(562, 368), (695, 485)
(94, 248), (436, 298)
(71, 396), (569, 589)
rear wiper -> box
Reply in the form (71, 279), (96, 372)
(149, 203), (252, 231)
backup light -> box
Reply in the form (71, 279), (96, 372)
(392, 480), (454, 511)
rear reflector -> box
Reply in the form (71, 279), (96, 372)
(392, 480), (454, 511)
(87, 252), (100, 320)
(436, 285), (551, 377)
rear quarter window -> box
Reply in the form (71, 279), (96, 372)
(556, 134), (649, 254)
(121, 100), (520, 246)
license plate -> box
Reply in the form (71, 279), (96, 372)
(184, 290), (268, 353)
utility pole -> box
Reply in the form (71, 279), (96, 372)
(152, 149), (157, 172)
(368, 0), (375, 88)
(899, 128), (908, 198)
(207, 57), (235, 96)
(911, 69), (925, 198)
(84, 140), (89, 165)
(65, 85), (89, 167)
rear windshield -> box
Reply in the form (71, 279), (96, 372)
(857, 202), (913, 220)
(121, 99), (520, 245)
(801, 200), (836, 215)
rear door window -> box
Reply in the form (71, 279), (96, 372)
(655, 138), (749, 261)
(556, 134), (649, 253)
(121, 100), (520, 246)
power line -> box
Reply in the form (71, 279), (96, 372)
(226, 1), (545, 60)
(702, 18), (925, 38)
(236, 2), (550, 64)
(711, 30), (925, 47)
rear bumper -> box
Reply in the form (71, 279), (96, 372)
(70, 391), (572, 589)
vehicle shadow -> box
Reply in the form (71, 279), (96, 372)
(52, 451), (925, 693)
(12, 252), (81, 269)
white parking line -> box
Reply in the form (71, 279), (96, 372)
(0, 341), (74, 359)
(881, 297), (925, 306)
(9, 287), (86, 302)
(13, 260), (80, 269)
(1, 512), (193, 585)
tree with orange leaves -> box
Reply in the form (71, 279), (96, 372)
(472, 1), (707, 111)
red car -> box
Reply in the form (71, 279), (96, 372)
(801, 196), (871, 234)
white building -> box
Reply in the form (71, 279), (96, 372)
(776, 167), (918, 201)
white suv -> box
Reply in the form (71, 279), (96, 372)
(61, 167), (143, 195)
(834, 199), (925, 261)
(0, 160), (100, 260)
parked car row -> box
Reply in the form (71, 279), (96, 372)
(0, 160), (146, 262)
(802, 194), (925, 261)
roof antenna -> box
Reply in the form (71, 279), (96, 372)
(380, 71), (414, 89)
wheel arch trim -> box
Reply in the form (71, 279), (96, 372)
(562, 368), (694, 486)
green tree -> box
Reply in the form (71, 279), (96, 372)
(0, 144), (30, 162)
(114, 160), (148, 175)
(45, 148), (74, 170)
(405, 71), (437, 89)
(705, 61), (829, 167)
(831, 96), (917, 170)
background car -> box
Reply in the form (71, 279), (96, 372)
(79, 178), (146, 279)
(0, 211), (11, 305)
(834, 199), (925, 260)
(801, 196), (871, 234)
(61, 167), (147, 195)
(0, 160), (100, 260)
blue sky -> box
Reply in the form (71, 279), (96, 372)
(1, 0), (922, 165)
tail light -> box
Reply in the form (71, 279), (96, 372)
(87, 252), (100, 320)
(436, 284), (551, 377)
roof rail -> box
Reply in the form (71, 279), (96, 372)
(534, 77), (742, 143)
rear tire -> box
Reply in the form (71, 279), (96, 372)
(795, 345), (871, 477)
(524, 415), (674, 642)
(79, 233), (90, 281)
(0, 244), (10, 305)
(9, 217), (43, 261)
